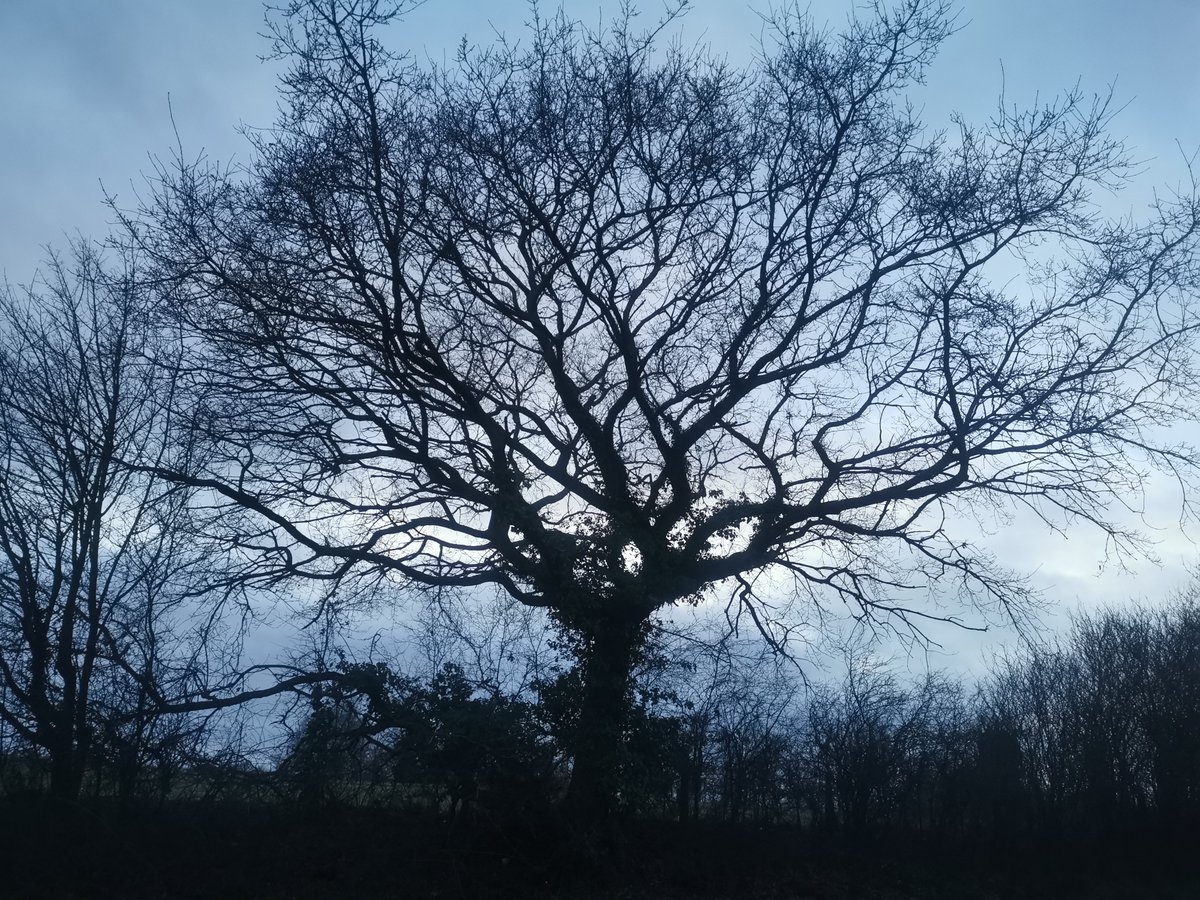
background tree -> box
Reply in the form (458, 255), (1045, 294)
(1143, 599), (1200, 831)
(974, 597), (1200, 838)
(803, 660), (962, 833)
(0, 245), (213, 798)
(130, 0), (1200, 820)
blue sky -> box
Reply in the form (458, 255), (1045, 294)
(2, 0), (1198, 669)
(3, 0), (1198, 283)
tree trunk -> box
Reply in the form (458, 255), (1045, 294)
(48, 735), (85, 800)
(676, 766), (692, 823)
(563, 615), (642, 823)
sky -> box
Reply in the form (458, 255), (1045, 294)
(2, 0), (1199, 674)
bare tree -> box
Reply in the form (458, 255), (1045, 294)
(975, 596), (1200, 836)
(128, 0), (1200, 819)
(0, 245), (215, 798)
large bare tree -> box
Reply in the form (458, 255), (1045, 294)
(128, 0), (1200, 818)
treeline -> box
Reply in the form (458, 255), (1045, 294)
(5, 596), (1198, 844)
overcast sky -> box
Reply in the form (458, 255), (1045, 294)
(3, 0), (1199, 670)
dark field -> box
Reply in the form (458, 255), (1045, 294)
(3, 798), (1195, 900)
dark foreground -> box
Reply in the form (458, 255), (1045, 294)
(2, 799), (1195, 900)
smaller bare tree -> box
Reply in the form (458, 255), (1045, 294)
(0, 245), (222, 798)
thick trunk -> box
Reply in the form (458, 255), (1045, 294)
(563, 615), (642, 823)
(48, 737), (85, 800)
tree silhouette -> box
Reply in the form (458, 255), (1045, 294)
(129, 0), (1200, 820)
(0, 246), (212, 798)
